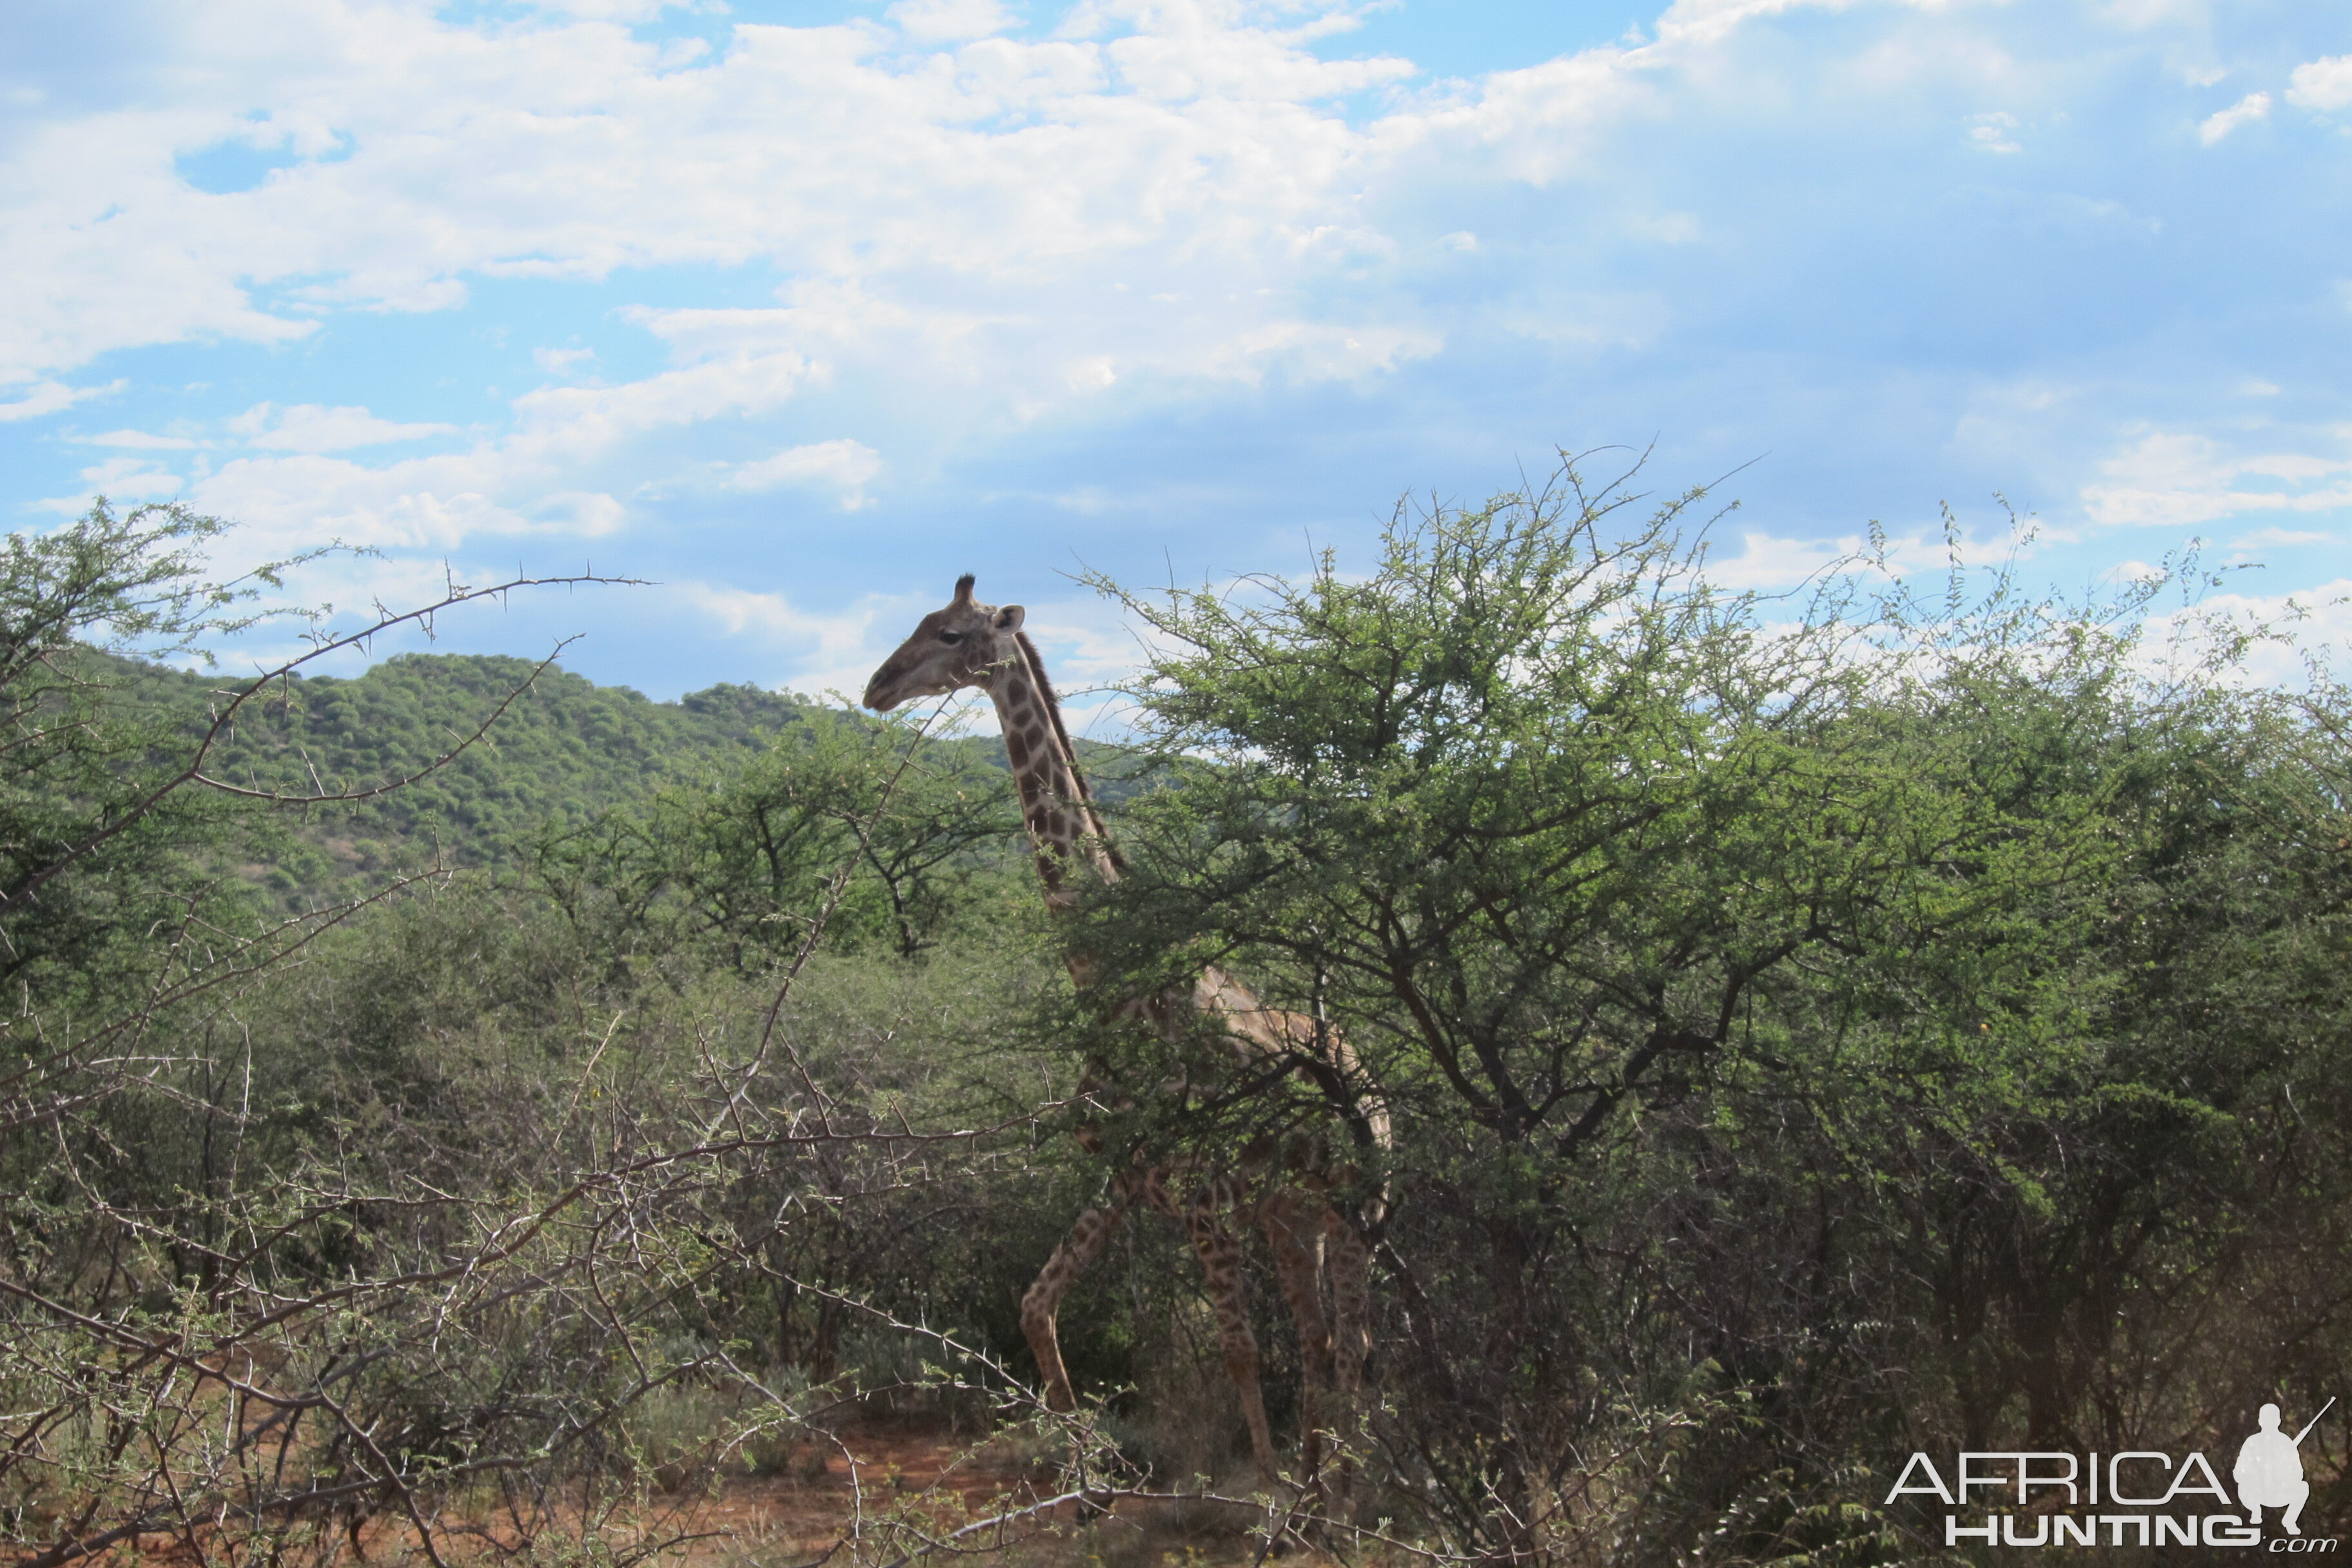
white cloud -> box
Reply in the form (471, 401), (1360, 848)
(1701, 518), (2023, 591)
(2199, 91), (2269, 144)
(0, 0), (1971, 493)
(79, 429), (199, 449)
(1631, 211), (1702, 244)
(660, 580), (934, 702)
(188, 455), (543, 551)
(2287, 55), (2352, 112)
(233, 403), (460, 452)
(0, 379), (119, 422)
(1969, 110), (2021, 153)
(1703, 529), (1856, 589)
(1210, 319), (1441, 382)
(529, 0), (678, 18)
(2096, 0), (2206, 28)
(41, 455), (187, 511)
(175, 347), (819, 556)
(0, 0), (2339, 618)
(0, 3), (1408, 387)
(2230, 525), (2334, 550)
(533, 491), (628, 536)
(2137, 578), (2352, 689)
(1651, 0), (1836, 51)
(89, 456), (186, 496)
(723, 439), (884, 508)
(507, 352), (815, 458)
(887, 0), (1014, 43)
(2082, 430), (2352, 527)
(674, 580), (883, 657)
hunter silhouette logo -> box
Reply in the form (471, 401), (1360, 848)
(2239, 1398), (2333, 1538)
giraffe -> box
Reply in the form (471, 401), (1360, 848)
(863, 574), (1385, 1500)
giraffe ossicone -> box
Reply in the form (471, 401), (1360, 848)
(864, 574), (1387, 1502)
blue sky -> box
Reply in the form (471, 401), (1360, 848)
(3, 0), (2347, 722)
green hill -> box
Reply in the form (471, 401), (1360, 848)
(230, 658), (799, 881)
(157, 652), (1139, 901)
(181, 654), (808, 894)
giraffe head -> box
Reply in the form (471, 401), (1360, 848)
(862, 574), (1026, 711)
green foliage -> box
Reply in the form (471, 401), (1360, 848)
(4, 478), (2349, 1568)
(524, 703), (1025, 967)
(0, 504), (1063, 1568)
(192, 655), (810, 886)
(1066, 457), (2352, 1561)
(0, 501), (297, 1003)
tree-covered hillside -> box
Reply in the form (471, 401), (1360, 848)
(199, 654), (816, 891)
(137, 651), (1131, 899)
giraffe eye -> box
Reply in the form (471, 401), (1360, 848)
(937, 631), (964, 644)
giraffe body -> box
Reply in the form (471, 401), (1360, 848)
(864, 575), (1384, 1498)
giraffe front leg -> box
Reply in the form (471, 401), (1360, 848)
(1185, 1203), (1280, 1491)
(1021, 1200), (1128, 1413)
(1322, 1202), (1374, 1518)
(1260, 1190), (1337, 1501)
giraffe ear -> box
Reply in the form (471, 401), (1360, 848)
(995, 604), (1025, 631)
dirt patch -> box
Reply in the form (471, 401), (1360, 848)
(676, 1416), (1064, 1562)
(69, 1417), (1289, 1568)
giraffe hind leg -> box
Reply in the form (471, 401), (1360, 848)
(1021, 1199), (1130, 1413)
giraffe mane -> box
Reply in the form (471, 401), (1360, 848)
(1013, 627), (1128, 874)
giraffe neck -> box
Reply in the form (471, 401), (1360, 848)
(985, 632), (1119, 925)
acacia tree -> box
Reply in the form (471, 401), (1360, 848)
(523, 705), (1022, 972)
(1058, 460), (1856, 1550)
(1064, 458), (2352, 1561)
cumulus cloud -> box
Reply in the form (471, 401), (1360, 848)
(2199, 91), (2269, 144)
(2230, 525), (2334, 552)
(0, 379), (119, 422)
(233, 403), (460, 452)
(1969, 110), (2021, 153)
(168, 343), (829, 556)
(2137, 578), (2352, 689)
(2287, 55), (2352, 112)
(2, 0), (2345, 651)
(666, 579), (892, 687)
(0, 0), (1426, 396)
(0, 0), (2012, 484)
(1701, 520), (2023, 591)
(723, 439), (884, 508)
(39, 455), (187, 512)
(2082, 430), (2352, 528)
(887, 0), (1014, 43)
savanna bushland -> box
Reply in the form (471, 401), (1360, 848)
(1, 464), (2346, 1568)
